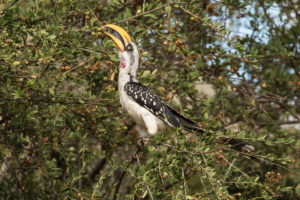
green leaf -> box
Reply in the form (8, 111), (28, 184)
(49, 88), (54, 95)
(252, 65), (259, 69)
(189, 70), (200, 79)
(48, 35), (56, 40)
(13, 61), (20, 66)
(141, 190), (148, 198)
(144, 13), (156, 19)
(40, 29), (48, 35)
(204, 112), (209, 119)
(90, 17), (96, 26)
(195, 58), (203, 68)
(162, 60), (168, 68)
(152, 69), (157, 75)
(141, 70), (151, 77)
(79, 99), (85, 104)
(124, 8), (132, 18)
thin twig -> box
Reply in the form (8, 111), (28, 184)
(0, 0), (19, 15)
(86, 5), (100, 25)
(113, 2), (186, 24)
(217, 152), (249, 178)
(158, 159), (164, 185)
(143, 138), (221, 155)
(63, 57), (93, 74)
(257, 120), (299, 126)
(225, 158), (236, 176)
(224, 148), (300, 172)
(195, 158), (219, 199)
(182, 168), (188, 200)
(198, 171), (208, 196)
(179, 7), (218, 31)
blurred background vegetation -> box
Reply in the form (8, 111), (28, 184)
(0, 0), (299, 199)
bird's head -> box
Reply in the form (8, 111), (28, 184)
(100, 24), (139, 78)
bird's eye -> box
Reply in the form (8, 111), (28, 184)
(126, 44), (133, 51)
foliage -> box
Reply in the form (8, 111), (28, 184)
(0, 0), (299, 199)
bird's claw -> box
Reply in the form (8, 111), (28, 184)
(137, 135), (150, 149)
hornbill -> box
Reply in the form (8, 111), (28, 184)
(100, 24), (254, 152)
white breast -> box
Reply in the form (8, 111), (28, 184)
(119, 88), (145, 126)
(118, 75), (166, 135)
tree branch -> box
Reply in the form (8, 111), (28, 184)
(113, 2), (186, 24)
(179, 7), (218, 31)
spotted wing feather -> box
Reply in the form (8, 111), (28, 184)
(124, 82), (203, 134)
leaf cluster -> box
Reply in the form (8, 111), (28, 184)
(0, 0), (299, 199)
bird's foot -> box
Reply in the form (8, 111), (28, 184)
(137, 135), (150, 149)
(132, 136), (149, 162)
(137, 138), (144, 150)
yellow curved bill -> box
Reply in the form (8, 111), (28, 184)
(100, 24), (132, 52)
(102, 31), (125, 52)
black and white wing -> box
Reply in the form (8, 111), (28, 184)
(124, 82), (204, 134)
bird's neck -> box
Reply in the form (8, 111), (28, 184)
(128, 54), (140, 79)
(118, 69), (135, 89)
(118, 50), (140, 81)
(118, 70), (136, 108)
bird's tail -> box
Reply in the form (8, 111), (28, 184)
(165, 105), (255, 152)
(218, 136), (255, 152)
(165, 105), (204, 134)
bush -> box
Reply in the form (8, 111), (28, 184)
(0, 0), (299, 199)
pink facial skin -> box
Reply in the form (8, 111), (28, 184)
(120, 57), (126, 68)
